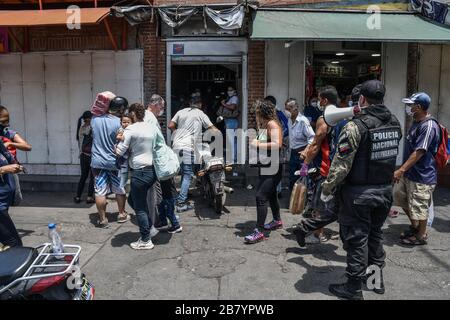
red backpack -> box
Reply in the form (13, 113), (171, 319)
(430, 118), (449, 169)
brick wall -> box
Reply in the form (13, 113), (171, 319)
(247, 40), (265, 129)
(139, 21), (167, 128)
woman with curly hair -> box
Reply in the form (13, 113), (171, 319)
(245, 100), (283, 244)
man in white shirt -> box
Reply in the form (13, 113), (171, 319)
(168, 94), (216, 212)
(285, 98), (315, 189)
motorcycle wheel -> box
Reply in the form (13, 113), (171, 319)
(214, 193), (225, 214)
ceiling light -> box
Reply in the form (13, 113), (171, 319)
(331, 61), (340, 64)
(336, 52), (345, 56)
(372, 53), (381, 57)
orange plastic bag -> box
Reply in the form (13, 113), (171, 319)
(289, 176), (308, 215)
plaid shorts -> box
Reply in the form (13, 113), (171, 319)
(92, 169), (126, 197)
(393, 176), (435, 221)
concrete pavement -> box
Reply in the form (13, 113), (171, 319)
(8, 187), (450, 300)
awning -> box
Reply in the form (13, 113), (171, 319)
(251, 10), (450, 42)
(0, 8), (111, 27)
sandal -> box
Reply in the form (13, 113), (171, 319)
(401, 235), (427, 246)
(97, 219), (109, 229)
(400, 226), (418, 239)
(117, 213), (130, 223)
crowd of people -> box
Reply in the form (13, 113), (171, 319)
(0, 78), (445, 299)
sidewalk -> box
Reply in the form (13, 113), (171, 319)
(8, 187), (450, 300)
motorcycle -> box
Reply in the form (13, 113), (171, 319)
(0, 243), (94, 300)
(197, 143), (234, 214)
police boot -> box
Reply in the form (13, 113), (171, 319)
(329, 278), (364, 300)
(363, 269), (385, 295)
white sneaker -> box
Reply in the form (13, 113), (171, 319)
(130, 238), (154, 250)
(305, 233), (321, 244)
(150, 226), (159, 238)
(232, 172), (239, 177)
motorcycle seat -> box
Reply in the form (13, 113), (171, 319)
(0, 247), (37, 287)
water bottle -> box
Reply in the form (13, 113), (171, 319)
(48, 223), (64, 258)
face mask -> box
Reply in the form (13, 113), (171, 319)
(158, 109), (164, 117)
(310, 101), (318, 108)
(406, 106), (415, 117)
(284, 110), (291, 118)
(317, 102), (325, 112)
(228, 91), (235, 97)
(0, 125), (7, 136)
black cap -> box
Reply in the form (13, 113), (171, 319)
(360, 80), (385, 101)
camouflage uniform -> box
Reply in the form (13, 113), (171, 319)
(321, 122), (361, 196)
(320, 105), (401, 284)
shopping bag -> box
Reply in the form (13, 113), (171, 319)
(152, 129), (180, 181)
(289, 176), (308, 215)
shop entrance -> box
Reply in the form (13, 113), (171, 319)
(309, 42), (382, 105)
(170, 63), (242, 129)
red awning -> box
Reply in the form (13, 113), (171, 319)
(0, 8), (111, 27)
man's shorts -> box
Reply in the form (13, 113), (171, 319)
(393, 176), (435, 221)
(92, 169), (126, 197)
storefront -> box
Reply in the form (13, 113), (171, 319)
(252, 9), (450, 165)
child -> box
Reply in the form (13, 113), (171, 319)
(116, 112), (132, 189)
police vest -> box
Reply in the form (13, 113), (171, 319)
(347, 108), (402, 185)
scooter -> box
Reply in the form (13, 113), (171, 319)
(0, 243), (94, 300)
(197, 144), (234, 214)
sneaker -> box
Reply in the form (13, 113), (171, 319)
(244, 229), (265, 244)
(232, 172), (239, 177)
(176, 202), (194, 212)
(73, 197), (81, 204)
(293, 228), (306, 248)
(86, 197), (95, 204)
(305, 233), (321, 244)
(263, 220), (283, 231)
(130, 238), (154, 250)
(168, 225), (183, 234)
(150, 226), (159, 238)
(154, 222), (169, 230)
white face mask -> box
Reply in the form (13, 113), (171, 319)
(317, 102), (325, 112)
(310, 101), (318, 108)
(158, 109), (164, 117)
(406, 105), (415, 117)
(228, 91), (235, 97)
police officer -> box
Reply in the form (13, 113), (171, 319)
(321, 80), (402, 300)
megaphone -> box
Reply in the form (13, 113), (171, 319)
(323, 105), (362, 127)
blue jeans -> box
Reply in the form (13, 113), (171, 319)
(130, 166), (157, 242)
(289, 148), (304, 189)
(177, 150), (195, 204)
(224, 118), (239, 164)
(158, 198), (179, 227)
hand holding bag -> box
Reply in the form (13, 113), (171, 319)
(289, 176), (308, 215)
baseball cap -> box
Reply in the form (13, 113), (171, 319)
(360, 80), (385, 101)
(402, 92), (431, 110)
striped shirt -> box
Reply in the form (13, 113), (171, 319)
(404, 116), (440, 185)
